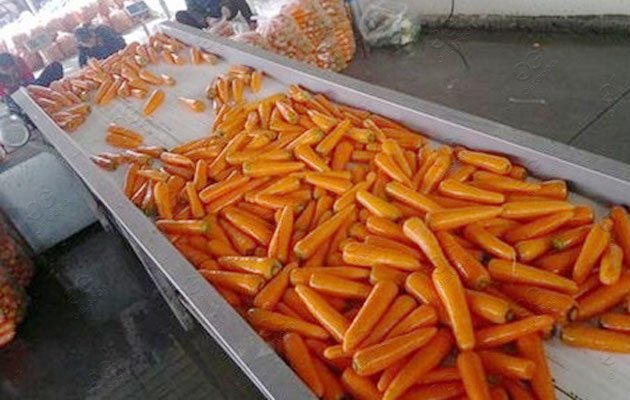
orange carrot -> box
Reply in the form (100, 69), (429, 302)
(478, 350), (535, 380)
(399, 382), (465, 400)
(295, 285), (350, 342)
(343, 242), (421, 271)
(343, 281), (398, 352)
(360, 295), (417, 347)
(464, 223), (515, 260)
(316, 119), (352, 155)
(576, 272), (630, 320)
(611, 206), (630, 261)
(253, 262), (297, 309)
(600, 313), (630, 333)
(268, 206), (293, 263)
(247, 308), (329, 339)
(420, 152), (452, 194)
(200, 270), (265, 296)
(561, 324), (630, 353)
(341, 368), (380, 400)
(433, 266), (475, 350)
(500, 283), (576, 323)
(475, 315), (555, 348)
(222, 206), (273, 246)
(437, 231), (491, 290)
(457, 350), (492, 400)
(573, 219), (612, 283)
(309, 273), (372, 299)
(143, 89), (165, 116)
(488, 258), (578, 294)
(153, 182), (172, 219)
(311, 356), (345, 400)
(438, 179), (505, 204)
(218, 256), (281, 278)
(551, 224), (592, 250)
(600, 243), (624, 285)
(466, 290), (512, 324)
(501, 201), (574, 219)
(473, 171), (541, 193)
(403, 217), (451, 269)
(294, 205), (355, 259)
(427, 206), (503, 231)
(156, 219), (208, 235)
(457, 149), (512, 175)
(178, 97), (205, 112)
(383, 329), (453, 400)
(353, 327), (437, 376)
(387, 305), (438, 339)
(503, 210), (574, 243)
(535, 247), (580, 275)
(365, 216), (410, 243)
(356, 189), (401, 220)
(369, 264), (409, 286)
(515, 334), (554, 400)
(375, 153), (413, 187)
(283, 333), (324, 396)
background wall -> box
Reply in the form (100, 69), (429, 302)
(355, 0), (630, 16)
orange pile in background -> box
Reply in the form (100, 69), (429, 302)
(29, 35), (630, 400)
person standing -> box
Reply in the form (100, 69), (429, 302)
(0, 53), (63, 104)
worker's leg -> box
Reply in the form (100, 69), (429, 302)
(175, 11), (206, 29)
(34, 62), (63, 87)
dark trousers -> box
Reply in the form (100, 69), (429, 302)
(34, 62), (63, 88)
(175, 11), (207, 29)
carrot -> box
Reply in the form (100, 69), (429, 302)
(514, 235), (552, 262)
(501, 201), (574, 219)
(370, 264), (409, 286)
(295, 285), (350, 342)
(464, 223), (515, 260)
(457, 149), (512, 175)
(399, 382), (465, 400)
(600, 313), (630, 333)
(283, 333), (324, 396)
(331, 140), (354, 171)
(343, 242), (421, 271)
(473, 171), (541, 193)
(457, 350), (491, 400)
(600, 243), (624, 285)
(143, 89), (165, 116)
(535, 247), (580, 275)
(243, 161), (305, 177)
(420, 152), (452, 194)
(365, 215), (410, 243)
(403, 217), (451, 269)
(222, 206), (273, 246)
(427, 206), (503, 231)
(220, 218), (257, 254)
(448, 165), (477, 182)
(311, 356), (345, 400)
(218, 256), (281, 278)
(503, 379), (535, 400)
(294, 205), (355, 259)
(343, 281), (398, 352)
(200, 270), (265, 296)
(475, 315), (555, 348)
(500, 283), (576, 323)
(503, 210), (574, 243)
(309, 273), (372, 299)
(153, 182), (173, 219)
(576, 272), (630, 320)
(290, 267), (370, 285)
(178, 97), (205, 112)
(466, 290), (512, 324)
(509, 165), (527, 180)
(341, 368), (380, 400)
(438, 179), (505, 204)
(404, 271), (441, 308)
(294, 144), (330, 172)
(551, 224), (592, 250)
(382, 139), (412, 177)
(385, 182), (442, 215)
(488, 258), (578, 294)
(316, 119), (353, 155)
(572, 219), (612, 283)
(611, 206), (630, 261)
(253, 262), (297, 309)
(433, 266), (475, 350)
(267, 206), (293, 263)
(356, 189), (402, 220)
(561, 324), (630, 353)
(515, 334), (554, 400)
(360, 295), (417, 347)
(478, 350), (535, 380)
(437, 231), (491, 290)
(247, 308), (329, 339)
(387, 304), (438, 339)
(353, 327), (438, 376)
(565, 205), (594, 227)
(156, 219), (208, 235)
(383, 329), (453, 400)
(375, 153), (413, 186)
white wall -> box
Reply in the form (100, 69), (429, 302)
(356, 0), (630, 16)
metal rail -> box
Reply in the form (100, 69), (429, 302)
(14, 21), (630, 400)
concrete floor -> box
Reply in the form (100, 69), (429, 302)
(345, 30), (630, 163)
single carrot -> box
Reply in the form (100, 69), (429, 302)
(611, 206), (630, 261)
(420, 152), (452, 194)
(403, 217), (451, 269)
(466, 290), (512, 324)
(178, 97), (205, 112)
(535, 247), (580, 275)
(561, 324), (630, 353)
(464, 223), (516, 260)
(448, 165), (477, 182)
(143, 89), (165, 116)
(153, 182), (173, 219)
(343, 281), (398, 352)
(222, 206), (273, 246)
(356, 189), (402, 220)
(375, 153), (413, 186)
(309, 273), (372, 299)
(516, 334), (554, 400)
(551, 224), (592, 250)
(509, 165), (528, 180)
(294, 205), (355, 259)
(473, 171), (541, 193)
(437, 231), (491, 290)
(341, 368), (381, 400)
(360, 295), (417, 347)
(243, 160), (305, 177)
(535, 179), (568, 199)
(475, 315), (555, 348)
(503, 210), (574, 243)
(282, 333), (324, 396)
(253, 262), (297, 310)
(457, 350), (492, 400)
(343, 242), (421, 271)
(295, 285), (350, 342)
(501, 201), (574, 219)
(600, 243), (624, 285)
(387, 305), (438, 339)
(311, 356), (345, 400)
(267, 206), (293, 263)
(515, 235), (552, 262)
(305, 174), (352, 195)
(156, 219), (208, 235)
(457, 149), (512, 175)
(438, 179), (505, 204)
(503, 379), (535, 400)
(478, 350), (535, 380)
(488, 258), (578, 294)
(565, 205), (594, 227)
(218, 256), (281, 279)
(200, 270), (265, 296)
(370, 264), (409, 286)
(353, 327), (437, 376)
(427, 206), (503, 231)
(404, 272), (441, 308)
(433, 266), (475, 350)
(500, 283), (576, 322)
(383, 329), (453, 400)
(600, 313), (630, 333)
(247, 308), (329, 339)
(365, 215), (410, 243)
(399, 382), (465, 400)
(316, 119), (352, 155)
(290, 267), (370, 285)
(576, 272), (630, 320)
(572, 219), (612, 283)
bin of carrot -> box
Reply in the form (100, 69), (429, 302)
(30, 33), (630, 400)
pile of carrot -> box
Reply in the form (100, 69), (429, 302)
(39, 34), (630, 399)
(27, 32), (218, 132)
